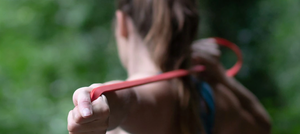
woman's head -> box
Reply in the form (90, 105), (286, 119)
(115, 0), (202, 133)
(115, 0), (199, 71)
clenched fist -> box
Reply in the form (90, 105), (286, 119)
(192, 38), (227, 84)
(68, 84), (110, 134)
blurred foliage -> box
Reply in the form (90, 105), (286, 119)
(0, 0), (299, 134)
(0, 0), (124, 134)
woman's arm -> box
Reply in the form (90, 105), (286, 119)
(68, 78), (178, 134)
(192, 39), (271, 133)
(220, 74), (271, 130)
(209, 75), (271, 134)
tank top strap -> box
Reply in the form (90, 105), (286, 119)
(193, 78), (215, 134)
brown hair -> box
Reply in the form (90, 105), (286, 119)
(117, 0), (202, 133)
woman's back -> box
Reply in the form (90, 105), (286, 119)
(107, 78), (180, 134)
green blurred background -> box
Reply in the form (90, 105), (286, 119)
(0, 0), (299, 133)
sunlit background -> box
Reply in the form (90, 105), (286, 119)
(0, 0), (299, 134)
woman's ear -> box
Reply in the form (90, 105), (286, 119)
(116, 10), (128, 39)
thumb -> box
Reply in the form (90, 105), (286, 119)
(77, 87), (93, 118)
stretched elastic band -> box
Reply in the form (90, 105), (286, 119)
(213, 37), (243, 77)
(90, 37), (243, 101)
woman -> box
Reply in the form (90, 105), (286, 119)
(67, 0), (271, 134)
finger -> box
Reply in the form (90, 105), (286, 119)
(68, 120), (108, 133)
(192, 51), (214, 64)
(205, 45), (221, 56)
(192, 44), (213, 55)
(192, 38), (218, 53)
(192, 38), (216, 48)
(68, 108), (108, 133)
(71, 106), (94, 124)
(192, 43), (221, 59)
(68, 110), (81, 132)
(90, 83), (103, 89)
(73, 87), (93, 106)
(77, 119), (108, 133)
(193, 41), (219, 52)
(73, 94), (110, 124)
(203, 39), (218, 47)
(75, 87), (93, 118)
(199, 38), (216, 45)
(91, 95), (110, 120)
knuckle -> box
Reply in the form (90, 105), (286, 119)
(78, 93), (92, 104)
(73, 113), (82, 124)
(71, 108), (85, 124)
(73, 87), (91, 104)
(79, 98), (91, 104)
(73, 87), (87, 96)
(78, 87), (93, 94)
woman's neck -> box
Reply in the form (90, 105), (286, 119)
(126, 36), (161, 79)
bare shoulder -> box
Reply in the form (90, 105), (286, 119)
(120, 76), (180, 134)
(136, 80), (175, 97)
(127, 74), (178, 101)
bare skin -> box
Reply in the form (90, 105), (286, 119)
(192, 39), (271, 134)
(67, 11), (271, 134)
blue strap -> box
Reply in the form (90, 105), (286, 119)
(196, 81), (215, 134)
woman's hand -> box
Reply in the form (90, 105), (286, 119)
(191, 38), (227, 84)
(67, 83), (110, 134)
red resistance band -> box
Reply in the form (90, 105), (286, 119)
(90, 38), (243, 102)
